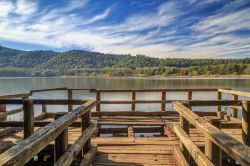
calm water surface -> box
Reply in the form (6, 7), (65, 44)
(1, 77), (250, 120)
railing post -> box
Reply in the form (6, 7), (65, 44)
(0, 104), (6, 121)
(205, 116), (222, 166)
(23, 99), (34, 139)
(179, 103), (190, 163)
(96, 92), (100, 112)
(161, 91), (166, 112)
(68, 89), (73, 112)
(187, 90), (192, 100)
(131, 91), (136, 112)
(54, 113), (68, 161)
(82, 111), (91, 154)
(242, 101), (250, 146)
(216, 91), (222, 113)
(42, 104), (47, 114)
(231, 94), (238, 118)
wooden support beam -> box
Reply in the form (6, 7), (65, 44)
(23, 100), (34, 139)
(96, 92), (100, 112)
(231, 95), (238, 118)
(242, 101), (250, 146)
(161, 91), (166, 112)
(79, 145), (97, 166)
(67, 89), (73, 112)
(205, 116), (222, 166)
(131, 91), (136, 112)
(54, 113), (68, 162)
(174, 125), (214, 166)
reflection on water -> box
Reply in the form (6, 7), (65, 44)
(0, 77), (250, 120)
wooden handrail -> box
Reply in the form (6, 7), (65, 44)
(55, 123), (97, 166)
(30, 87), (68, 93)
(174, 125), (214, 166)
(99, 100), (242, 105)
(0, 93), (31, 99)
(0, 99), (90, 105)
(92, 88), (218, 92)
(0, 100), (96, 166)
(218, 89), (250, 98)
(0, 108), (23, 119)
(173, 101), (250, 165)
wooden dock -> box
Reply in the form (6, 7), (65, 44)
(0, 88), (250, 165)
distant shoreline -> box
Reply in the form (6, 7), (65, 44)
(1, 74), (250, 79)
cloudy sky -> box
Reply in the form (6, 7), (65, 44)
(0, 0), (250, 58)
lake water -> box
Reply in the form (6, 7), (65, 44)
(1, 77), (250, 120)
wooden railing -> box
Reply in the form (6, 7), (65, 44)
(91, 88), (218, 112)
(173, 101), (250, 166)
(217, 88), (250, 119)
(0, 99), (96, 166)
(0, 93), (31, 121)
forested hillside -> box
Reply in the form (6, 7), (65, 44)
(0, 46), (250, 77)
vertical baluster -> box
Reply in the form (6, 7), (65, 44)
(68, 89), (73, 112)
(131, 91), (136, 112)
(54, 113), (68, 161)
(0, 104), (6, 121)
(205, 116), (222, 166)
(216, 91), (222, 113)
(242, 101), (250, 146)
(82, 111), (91, 154)
(161, 91), (166, 112)
(96, 92), (100, 112)
(23, 99), (34, 139)
(231, 94), (238, 118)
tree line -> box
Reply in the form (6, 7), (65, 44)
(0, 46), (250, 77)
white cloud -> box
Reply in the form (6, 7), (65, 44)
(83, 8), (111, 25)
(0, 0), (250, 58)
(0, 0), (14, 17)
(15, 0), (38, 15)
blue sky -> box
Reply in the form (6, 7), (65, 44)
(0, 0), (250, 58)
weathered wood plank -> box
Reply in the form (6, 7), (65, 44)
(218, 89), (250, 98)
(173, 145), (189, 166)
(80, 145), (97, 166)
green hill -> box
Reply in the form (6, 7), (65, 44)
(0, 46), (249, 77)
